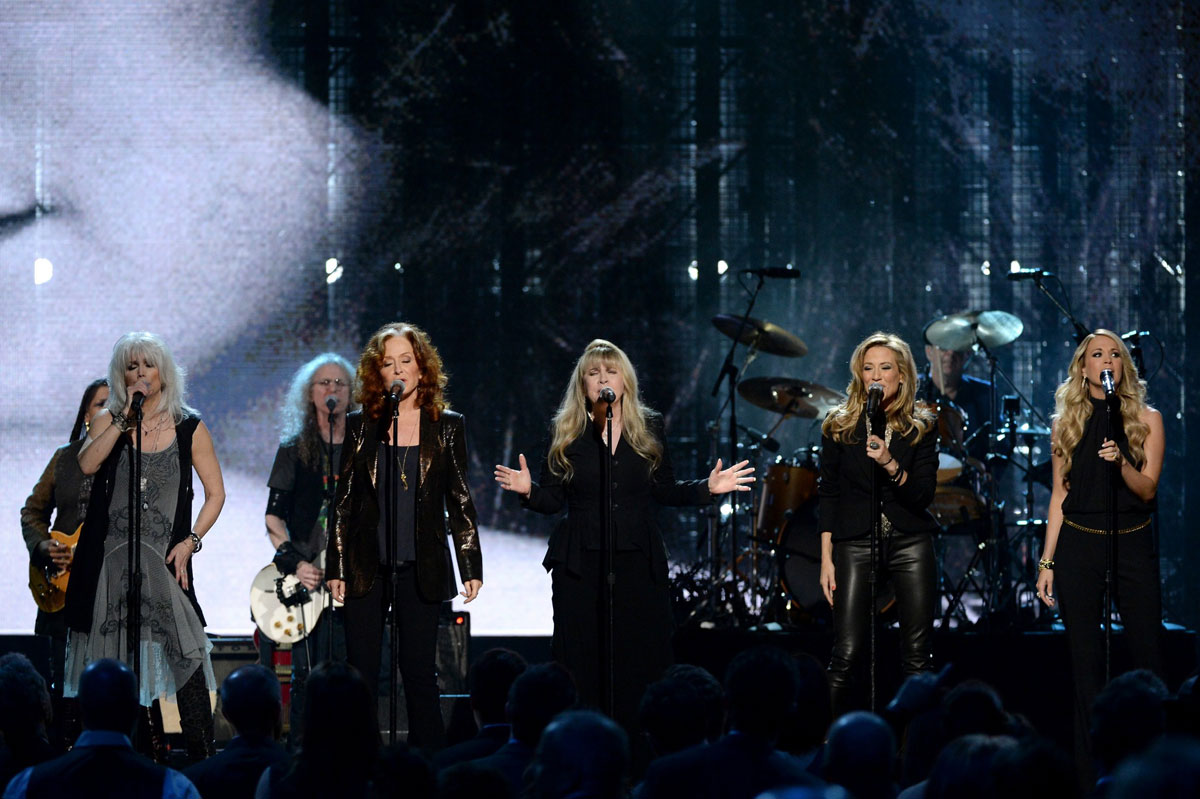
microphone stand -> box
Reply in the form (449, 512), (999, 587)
(867, 406), (881, 713)
(601, 402), (616, 718)
(1103, 394), (1119, 684)
(324, 402), (337, 663)
(385, 396), (401, 744)
(127, 400), (144, 683)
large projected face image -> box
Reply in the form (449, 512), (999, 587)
(0, 0), (379, 634)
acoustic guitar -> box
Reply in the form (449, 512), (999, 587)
(28, 525), (82, 613)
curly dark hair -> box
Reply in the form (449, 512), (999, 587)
(0, 653), (52, 735)
(355, 322), (448, 421)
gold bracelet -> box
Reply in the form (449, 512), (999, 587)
(1038, 558), (1054, 571)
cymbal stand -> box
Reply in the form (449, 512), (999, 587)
(705, 273), (767, 620)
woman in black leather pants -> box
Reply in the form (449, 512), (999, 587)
(817, 331), (939, 715)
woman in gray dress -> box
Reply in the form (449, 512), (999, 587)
(64, 331), (226, 762)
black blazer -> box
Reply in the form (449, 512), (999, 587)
(326, 408), (482, 602)
(524, 412), (711, 582)
(817, 412), (939, 542)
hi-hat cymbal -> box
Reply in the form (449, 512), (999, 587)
(924, 310), (1024, 352)
(712, 314), (808, 357)
(738, 377), (844, 418)
(997, 421), (1052, 438)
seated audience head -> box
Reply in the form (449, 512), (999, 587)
(373, 741), (435, 799)
(924, 733), (1016, 799)
(1090, 669), (1168, 777)
(219, 664), (282, 738)
(1109, 736), (1200, 799)
(529, 710), (629, 799)
(0, 653), (52, 740)
(991, 735), (1080, 799)
(439, 762), (516, 799)
(1166, 673), (1200, 737)
(778, 653), (833, 755)
(299, 661), (378, 772)
(470, 648), (528, 726)
(638, 664), (722, 755)
(723, 645), (801, 741)
(507, 662), (577, 746)
(823, 711), (896, 799)
(78, 658), (139, 735)
(942, 679), (1009, 740)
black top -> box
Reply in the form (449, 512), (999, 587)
(20, 439), (95, 557)
(265, 442), (342, 562)
(1061, 397), (1155, 529)
(523, 412), (712, 583)
(376, 444), (419, 564)
(817, 411), (940, 542)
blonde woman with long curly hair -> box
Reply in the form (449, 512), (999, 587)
(817, 332), (939, 714)
(1035, 330), (1164, 751)
(324, 322), (482, 749)
(494, 339), (753, 728)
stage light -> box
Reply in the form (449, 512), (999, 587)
(33, 258), (52, 285)
(687, 260), (698, 281)
(325, 257), (343, 285)
(717, 259), (729, 275)
(981, 260), (991, 276)
(1009, 260), (1021, 273)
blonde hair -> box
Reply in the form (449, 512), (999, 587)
(548, 339), (662, 481)
(821, 331), (934, 443)
(1051, 329), (1151, 483)
(105, 332), (195, 423)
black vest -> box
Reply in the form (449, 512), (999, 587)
(65, 414), (204, 633)
(26, 744), (165, 799)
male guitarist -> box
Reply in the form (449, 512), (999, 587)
(259, 354), (356, 746)
(19, 378), (110, 745)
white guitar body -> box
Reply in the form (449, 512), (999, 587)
(249, 552), (343, 645)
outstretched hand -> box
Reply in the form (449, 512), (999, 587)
(494, 453), (532, 497)
(707, 458), (755, 495)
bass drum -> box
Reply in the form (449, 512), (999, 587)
(775, 494), (828, 624)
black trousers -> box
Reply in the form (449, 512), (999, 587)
(828, 531), (936, 715)
(551, 549), (674, 732)
(341, 564), (445, 748)
(1055, 524), (1162, 766)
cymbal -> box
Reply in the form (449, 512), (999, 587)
(924, 310), (1024, 352)
(712, 314), (808, 357)
(738, 377), (844, 418)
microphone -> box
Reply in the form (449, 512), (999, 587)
(325, 396), (339, 413)
(740, 267), (801, 279)
(1006, 268), (1053, 281)
(388, 379), (405, 403)
(1100, 369), (1116, 397)
(131, 391), (146, 413)
(598, 387), (616, 404)
(865, 383), (883, 418)
(737, 423), (780, 453)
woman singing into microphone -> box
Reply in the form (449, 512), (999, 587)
(1035, 330), (1164, 748)
(494, 338), (753, 730)
(818, 332), (938, 714)
(325, 322), (482, 749)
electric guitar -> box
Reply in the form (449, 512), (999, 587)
(28, 525), (82, 613)
(249, 550), (343, 645)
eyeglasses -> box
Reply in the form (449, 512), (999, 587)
(316, 378), (350, 388)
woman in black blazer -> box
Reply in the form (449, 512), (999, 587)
(494, 339), (753, 730)
(818, 331), (938, 714)
(325, 322), (482, 748)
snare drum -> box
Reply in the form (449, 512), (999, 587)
(930, 485), (987, 531)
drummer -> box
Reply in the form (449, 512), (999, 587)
(921, 324), (992, 462)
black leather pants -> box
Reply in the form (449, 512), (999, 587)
(828, 530), (936, 715)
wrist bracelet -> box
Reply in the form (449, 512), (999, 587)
(1038, 558), (1054, 571)
(890, 467), (904, 483)
(111, 411), (130, 432)
(188, 532), (203, 553)
(880, 456), (895, 467)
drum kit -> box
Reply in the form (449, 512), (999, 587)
(689, 307), (1056, 631)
